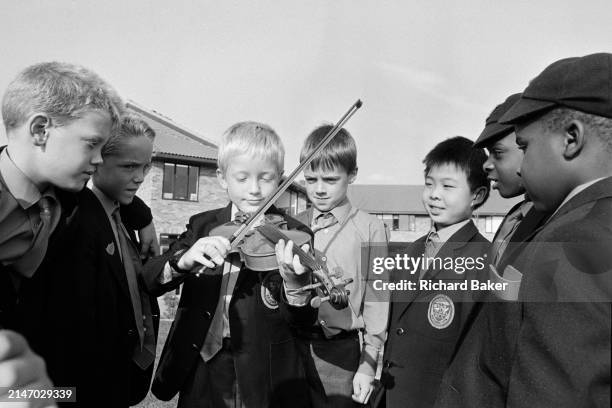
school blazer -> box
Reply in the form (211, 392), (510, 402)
(490, 199), (549, 269)
(434, 177), (612, 408)
(32, 188), (159, 408)
(149, 204), (316, 408)
(381, 220), (490, 408)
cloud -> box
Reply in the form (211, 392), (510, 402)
(378, 61), (485, 113)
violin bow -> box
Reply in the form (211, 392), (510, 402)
(225, 99), (363, 250)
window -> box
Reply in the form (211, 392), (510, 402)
(392, 214), (400, 231)
(163, 163), (199, 201)
(485, 216), (493, 233)
(378, 214), (394, 231)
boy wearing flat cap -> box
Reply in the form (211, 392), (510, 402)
(475, 93), (548, 267)
(434, 53), (612, 408)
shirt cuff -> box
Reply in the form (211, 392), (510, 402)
(283, 283), (312, 307)
(160, 262), (180, 284)
(357, 343), (380, 377)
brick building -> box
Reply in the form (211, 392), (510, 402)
(348, 184), (521, 242)
(127, 101), (309, 250)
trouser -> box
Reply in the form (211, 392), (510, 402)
(178, 338), (246, 408)
(296, 330), (361, 408)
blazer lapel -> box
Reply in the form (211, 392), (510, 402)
(395, 238), (426, 318)
(499, 177), (612, 271)
(424, 221), (479, 282)
(497, 206), (549, 269)
(396, 221), (480, 320)
(87, 196), (131, 300)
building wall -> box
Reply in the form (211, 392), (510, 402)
(138, 161), (227, 236)
(374, 213), (504, 243)
(138, 160), (310, 237)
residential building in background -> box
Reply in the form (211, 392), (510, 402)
(348, 184), (521, 242)
(127, 101), (309, 252)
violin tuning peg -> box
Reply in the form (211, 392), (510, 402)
(310, 295), (330, 309)
(296, 282), (323, 293)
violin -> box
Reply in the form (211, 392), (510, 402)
(257, 223), (353, 310)
(209, 213), (311, 272)
(196, 100), (363, 310)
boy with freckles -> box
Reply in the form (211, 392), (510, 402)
(42, 115), (160, 407)
(0, 62), (148, 407)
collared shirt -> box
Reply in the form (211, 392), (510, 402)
(309, 198), (390, 376)
(433, 219), (471, 246)
(0, 148), (59, 265)
(491, 200), (533, 266)
(551, 177), (608, 218)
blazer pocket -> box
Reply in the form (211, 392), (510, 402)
(488, 264), (522, 301)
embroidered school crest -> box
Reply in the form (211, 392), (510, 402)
(105, 242), (115, 256)
(427, 294), (454, 329)
(260, 272), (282, 309)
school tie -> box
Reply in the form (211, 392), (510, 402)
(112, 209), (156, 370)
(491, 205), (528, 267)
(12, 195), (60, 277)
(422, 229), (441, 277)
(312, 212), (337, 233)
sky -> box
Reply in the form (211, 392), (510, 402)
(1, 0), (611, 184)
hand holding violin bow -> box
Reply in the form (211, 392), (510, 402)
(183, 99), (363, 310)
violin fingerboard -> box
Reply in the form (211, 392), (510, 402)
(257, 224), (319, 270)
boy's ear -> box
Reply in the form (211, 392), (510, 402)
(562, 120), (585, 160)
(216, 168), (228, 189)
(471, 186), (488, 208)
(348, 167), (358, 184)
(29, 114), (51, 146)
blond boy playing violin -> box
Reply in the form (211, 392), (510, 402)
(144, 122), (315, 408)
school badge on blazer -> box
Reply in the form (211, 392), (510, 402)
(260, 271), (282, 309)
(427, 294), (454, 329)
(105, 242), (115, 256)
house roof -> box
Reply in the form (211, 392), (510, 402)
(348, 184), (522, 216)
(126, 101), (218, 164)
(125, 101), (307, 195)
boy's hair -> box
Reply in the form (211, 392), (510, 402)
(1, 62), (123, 132)
(423, 136), (490, 209)
(299, 124), (357, 173)
(102, 114), (156, 157)
(217, 121), (284, 174)
(542, 107), (612, 152)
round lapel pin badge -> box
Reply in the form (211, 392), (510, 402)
(427, 294), (454, 329)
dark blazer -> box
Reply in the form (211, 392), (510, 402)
(381, 220), (490, 408)
(37, 188), (159, 408)
(434, 177), (612, 408)
(0, 173), (152, 334)
(149, 204), (316, 408)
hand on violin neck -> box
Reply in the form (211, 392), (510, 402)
(275, 239), (311, 290)
(178, 236), (231, 271)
